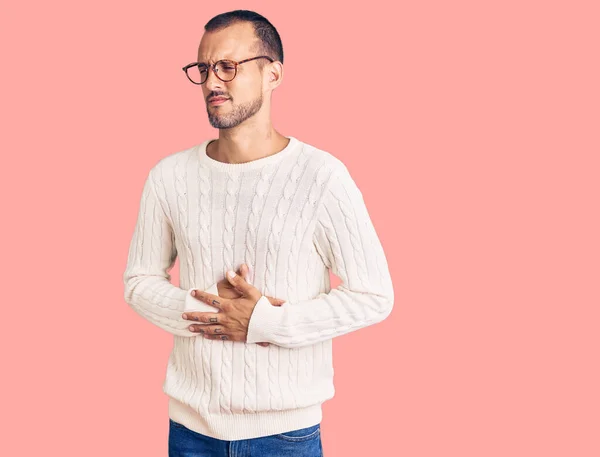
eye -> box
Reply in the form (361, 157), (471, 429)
(217, 62), (236, 71)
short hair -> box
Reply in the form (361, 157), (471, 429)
(204, 9), (284, 71)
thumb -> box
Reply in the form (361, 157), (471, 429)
(240, 263), (249, 281)
(265, 295), (285, 306)
(226, 269), (252, 294)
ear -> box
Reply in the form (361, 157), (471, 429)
(267, 61), (283, 86)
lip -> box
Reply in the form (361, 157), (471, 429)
(208, 97), (229, 105)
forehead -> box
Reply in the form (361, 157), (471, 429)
(197, 22), (258, 63)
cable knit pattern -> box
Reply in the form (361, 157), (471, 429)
(242, 168), (270, 414)
(122, 136), (394, 440)
(196, 161), (213, 414)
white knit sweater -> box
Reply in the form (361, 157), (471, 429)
(123, 136), (394, 440)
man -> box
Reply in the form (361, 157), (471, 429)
(123, 9), (394, 457)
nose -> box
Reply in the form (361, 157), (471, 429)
(204, 65), (224, 92)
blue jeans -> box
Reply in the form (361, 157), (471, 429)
(168, 418), (323, 457)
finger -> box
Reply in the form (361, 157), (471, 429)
(265, 295), (285, 306)
(226, 269), (253, 295)
(203, 333), (230, 341)
(257, 342), (270, 347)
(189, 290), (224, 309)
(240, 263), (249, 280)
(189, 324), (225, 334)
(182, 312), (221, 324)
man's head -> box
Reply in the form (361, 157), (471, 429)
(197, 10), (284, 130)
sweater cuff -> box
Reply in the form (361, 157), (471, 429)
(184, 282), (220, 312)
(246, 295), (286, 344)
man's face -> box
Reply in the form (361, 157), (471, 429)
(197, 22), (266, 130)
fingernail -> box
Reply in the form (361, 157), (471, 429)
(182, 313), (188, 319)
(227, 270), (236, 279)
(191, 290), (196, 296)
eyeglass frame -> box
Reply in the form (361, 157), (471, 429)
(182, 55), (275, 85)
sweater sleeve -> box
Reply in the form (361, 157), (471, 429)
(123, 168), (221, 337)
(246, 165), (394, 348)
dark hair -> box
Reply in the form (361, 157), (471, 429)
(204, 10), (283, 71)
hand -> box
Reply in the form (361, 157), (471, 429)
(216, 265), (283, 347)
(216, 264), (250, 299)
(217, 264), (248, 298)
(184, 264), (285, 347)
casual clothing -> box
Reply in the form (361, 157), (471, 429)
(168, 418), (322, 457)
(123, 136), (394, 440)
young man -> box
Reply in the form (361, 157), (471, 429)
(123, 9), (394, 456)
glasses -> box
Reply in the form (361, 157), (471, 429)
(182, 56), (275, 85)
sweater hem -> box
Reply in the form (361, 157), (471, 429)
(168, 396), (323, 441)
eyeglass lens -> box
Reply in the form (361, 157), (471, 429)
(187, 61), (237, 84)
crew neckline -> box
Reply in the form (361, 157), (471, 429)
(197, 136), (300, 172)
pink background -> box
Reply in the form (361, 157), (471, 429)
(2, 0), (599, 455)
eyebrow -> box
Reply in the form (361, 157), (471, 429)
(197, 58), (234, 65)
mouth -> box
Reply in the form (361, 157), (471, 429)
(208, 98), (229, 106)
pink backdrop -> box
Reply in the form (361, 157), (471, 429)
(2, 0), (599, 456)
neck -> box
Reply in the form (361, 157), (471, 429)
(207, 129), (290, 164)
